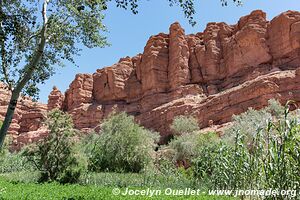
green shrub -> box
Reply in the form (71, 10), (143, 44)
(78, 132), (100, 161)
(170, 131), (219, 162)
(88, 112), (159, 173)
(22, 109), (85, 184)
(0, 171), (39, 183)
(167, 131), (220, 188)
(0, 121), (34, 174)
(154, 146), (177, 173)
(170, 115), (199, 136)
(224, 108), (271, 146)
(223, 99), (285, 145)
(0, 136), (9, 160)
(0, 151), (36, 174)
(170, 134), (196, 161)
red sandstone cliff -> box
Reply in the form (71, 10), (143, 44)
(1, 10), (300, 148)
(0, 82), (48, 149)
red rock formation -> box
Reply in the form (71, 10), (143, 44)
(48, 86), (64, 110)
(268, 10), (300, 67)
(0, 84), (47, 150)
(1, 10), (300, 148)
(168, 22), (190, 89)
(64, 74), (93, 110)
(140, 33), (169, 95)
(93, 57), (135, 102)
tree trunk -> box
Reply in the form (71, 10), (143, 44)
(0, 51), (46, 148)
(0, 56), (45, 148)
(0, 0), (49, 149)
(0, 89), (20, 147)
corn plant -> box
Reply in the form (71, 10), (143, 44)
(193, 100), (300, 200)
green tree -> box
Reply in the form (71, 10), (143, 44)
(22, 109), (84, 183)
(0, 0), (109, 148)
(0, 0), (242, 148)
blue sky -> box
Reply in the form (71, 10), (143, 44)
(38, 0), (300, 103)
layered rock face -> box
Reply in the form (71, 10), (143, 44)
(1, 10), (300, 147)
(0, 83), (48, 150)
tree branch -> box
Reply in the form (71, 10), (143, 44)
(0, 0), (11, 90)
(14, 0), (49, 94)
(25, 32), (41, 47)
(0, 27), (11, 90)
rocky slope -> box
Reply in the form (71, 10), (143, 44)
(1, 10), (300, 149)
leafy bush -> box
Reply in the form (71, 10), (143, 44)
(165, 131), (220, 187)
(170, 134), (196, 161)
(0, 171), (39, 183)
(0, 151), (35, 174)
(223, 99), (285, 145)
(193, 100), (300, 199)
(170, 115), (199, 136)
(224, 108), (271, 146)
(89, 112), (159, 173)
(170, 131), (219, 162)
(0, 121), (34, 174)
(22, 109), (85, 183)
(167, 115), (201, 168)
(78, 132), (100, 162)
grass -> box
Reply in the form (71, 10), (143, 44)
(0, 172), (237, 200)
(0, 171), (193, 188)
(0, 169), (209, 189)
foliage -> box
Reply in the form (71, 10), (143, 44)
(78, 132), (100, 161)
(0, 0), (110, 148)
(150, 146), (195, 188)
(22, 109), (85, 184)
(0, 151), (36, 174)
(0, 0), (108, 98)
(170, 134), (195, 161)
(193, 100), (300, 199)
(0, 121), (33, 174)
(220, 0), (243, 6)
(170, 130), (219, 161)
(0, 169), (194, 190)
(166, 131), (220, 188)
(170, 115), (199, 136)
(79, 170), (191, 188)
(0, 171), (39, 183)
(223, 99), (285, 145)
(109, 0), (243, 26)
(89, 112), (159, 173)
(154, 146), (177, 173)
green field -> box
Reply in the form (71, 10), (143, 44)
(0, 177), (235, 200)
